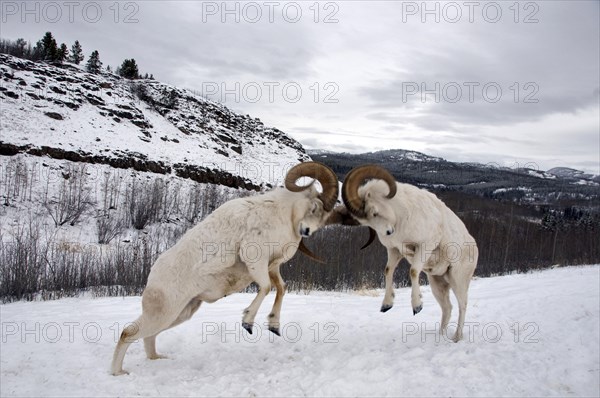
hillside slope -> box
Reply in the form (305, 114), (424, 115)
(0, 54), (309, 190)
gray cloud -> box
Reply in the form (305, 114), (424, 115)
(357, 2), (599, 132)
(1, 0), (598, 172)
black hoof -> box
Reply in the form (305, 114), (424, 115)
(268, 327), (281, 337)
(413, 305), (423, 315)
(381, 304), (393, 313)
(242, 322), (253, 334)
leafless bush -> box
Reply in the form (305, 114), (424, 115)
(96, 238), (157, 294)
(0, 216), (46, 300)
(159, 180), (181, 222)
(126, 177), (164, 230)
(41, 241), (100, 299)
(183, 184), (204, 224)
(96, 209), (125, 244)
(201, 183), (220, 218)
(0, 216), (161, 302)
(179, 183), (242, 225)
(157, 221), (192, 249)
(100, 170), (124, 211)
(44, 164), (95, 226)
(1, 157), (33, 206)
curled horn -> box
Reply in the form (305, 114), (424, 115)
(341, 164), (397, 219)
(298, 239), (325, 264)
(360, 228), (377, 250)
(285, 161), (339, 212)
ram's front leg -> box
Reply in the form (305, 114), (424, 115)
(241, 258), (271, 334)
(267, 261), (286, 336)
(381, 248), (402, 312)
(408, 243), (436, 315)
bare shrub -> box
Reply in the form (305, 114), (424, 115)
(201, 183), (219, 218)
(126, 177), (164, 230)
(44, 164), (95, 226)
(1, 157), (31, 206)
(159, 180), (181, 222)
(96, 209), (125, 244)
(99, 239), (156, 293)
(100, 169), (124, 211)
(183, 184), (204, 224)
(0, 216), (46, 300)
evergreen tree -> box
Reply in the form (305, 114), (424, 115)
(86, 50), (102, 74)
(0, 38), (28, 58)
(41, 32), (58, 62)
(31, 40), (44, 61)
(70, 40), (84, 64)
(56, 43), (68, 64)
(118, 58), (139, 79)
(14, 38), (27, 57)
(106, 65), (112, 73)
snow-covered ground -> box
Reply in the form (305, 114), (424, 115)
(1, 266), (599, 397)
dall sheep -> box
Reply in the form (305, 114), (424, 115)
(111, 161), (339, 375)
(341, 165), (478, 342)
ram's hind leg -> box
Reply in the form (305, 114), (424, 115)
(241, 260), (271, 334)
(448, 264), (474, 342)
(429, 274), (452, 335)
(144, 296), (203, 360)
(111, 288), (175, 376)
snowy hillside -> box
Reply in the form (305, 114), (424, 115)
(1, 265), (598, 397)
(0, 54), (309, 189)
(307, 148), (445, 164)
(0, 153), (242, 249)
(547, 167), (600, 185)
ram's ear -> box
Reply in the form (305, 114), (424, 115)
(311, 200), (320, 214)
(324, 205), (361, 226)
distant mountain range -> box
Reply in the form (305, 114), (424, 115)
(307, 149), (599, 206)
(546, 167), (599, 182)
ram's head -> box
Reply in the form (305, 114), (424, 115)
(284, 161), (340, 261)
(341, 164), (398, 249)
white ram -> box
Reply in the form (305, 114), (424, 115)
(111, 162), (339, 375)
(341, 165), (478, 342)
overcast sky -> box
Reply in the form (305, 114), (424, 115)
(2, 1), (599, 173)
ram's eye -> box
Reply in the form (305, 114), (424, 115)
(373, 212), (378, 218)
